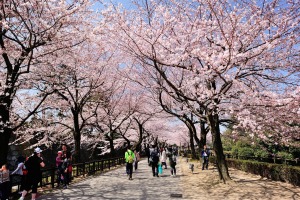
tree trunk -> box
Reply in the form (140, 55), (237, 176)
(0, 104), (11, 165)
(0, 128), (11, 165)
(133, 120), (143, 151)
(122, 135), (131, 148)
(186, 122), (197, 159)
(74, 133), (81, 163)
(207, 111), (231, 183)
(200, 120), (207, 149)
(72, 109), (81, 163)
(193, 127), (201, 148)
(109, 137), (115, 156)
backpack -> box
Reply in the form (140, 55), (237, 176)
(169, 154), (177, 165)
(127, 151), (134, 164)
(150, 150), (159, 163)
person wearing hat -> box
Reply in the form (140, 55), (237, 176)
(19, 147), (45, 200)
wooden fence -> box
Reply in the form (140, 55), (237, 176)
(10, 156), (125, 195)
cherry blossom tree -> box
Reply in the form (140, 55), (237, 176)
(0, 0), (94, 164)
(100, 0), (300, 182)
(14, 41), (116, 162)
(157, 90), (203, 158)
(142, 62), (210, 155)
(130, 96), (163, 148)
(117, 59), (185, 150)
(92, 77), (139, 156)
(232, 86), (300, 147)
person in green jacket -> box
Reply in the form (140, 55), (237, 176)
(125, 146), (135, 180)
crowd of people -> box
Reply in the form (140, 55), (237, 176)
(0, 143), (210, 199)
(124, 144), (211, 181)
(55, 144), (72, 189)
(0, 144), (72, 200)
(124, 144), (179, 180)
(17, 144), (73, 200)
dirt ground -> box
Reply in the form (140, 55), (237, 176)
(179, 158), (300, 200)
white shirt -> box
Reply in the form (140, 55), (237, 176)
(160, 150), (167, 162)
(11, 162), (24, 175)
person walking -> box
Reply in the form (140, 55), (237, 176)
(160, 148), (167, 169)
(11, 156), (26, 194)
(125, 146), (135, 180)
(0, 164), (10, 200)
(150, 145), (160, 177)
(201, 145), (210, 170)
(19, 147), (45, 200)
(168, 148), (177, 177)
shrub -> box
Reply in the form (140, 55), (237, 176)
(238, 147), (255, 157)
(277, 151), (294, 160)
(231, 146), (239, 157)
(254, 149), (269, 158)
(226, 159), (300, 186)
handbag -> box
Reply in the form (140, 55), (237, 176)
(158, 164), (163, 174)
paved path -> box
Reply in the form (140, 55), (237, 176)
(41, 159), (183, 200)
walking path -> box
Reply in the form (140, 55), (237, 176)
(40, 158), (300, 200)
(41, 159), (182, 200)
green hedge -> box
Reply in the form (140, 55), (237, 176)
(226, 159), (300, 186)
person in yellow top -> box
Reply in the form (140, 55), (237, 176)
(125, 146), (135, 180)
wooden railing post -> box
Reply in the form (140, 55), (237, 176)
(93, 161), (96, 174)
(83, 162), (86, 177)
(76, 164), (79, 177)
(101, 160), (104, 171)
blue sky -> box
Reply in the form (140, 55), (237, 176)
(94, 0), (134, 10)
(111, 0), (133, 8)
